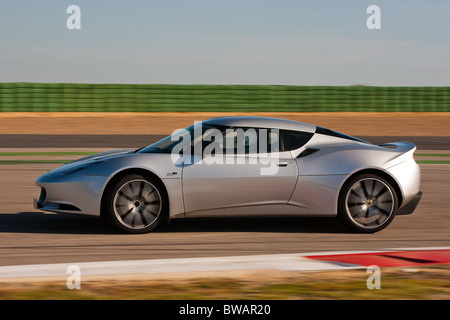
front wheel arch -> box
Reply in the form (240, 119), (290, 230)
(100, 168), (170, 225)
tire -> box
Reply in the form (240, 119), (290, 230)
(338, 173), (398, 233)
(104, 174), (166, 234)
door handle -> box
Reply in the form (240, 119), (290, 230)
(276, 161), (289, 167)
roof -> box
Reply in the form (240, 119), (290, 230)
(203, 116), (317, 133)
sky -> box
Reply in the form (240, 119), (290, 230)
(1, 0), (449, 86)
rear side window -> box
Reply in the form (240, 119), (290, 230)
(315, 126), (371, 144)
(281, 130), (313, 151)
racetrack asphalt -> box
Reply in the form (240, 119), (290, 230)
(0, 133), (448, 267)
(0, 154), (448, 267)
(0, 134), (449, 149)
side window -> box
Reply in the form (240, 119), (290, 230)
(281, 130), (313, 151)
(221, 128), (257, 154)
(220, 127), (280, 154)
(265, 129), (281, 153)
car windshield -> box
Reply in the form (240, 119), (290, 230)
(138, 123), (225, 154)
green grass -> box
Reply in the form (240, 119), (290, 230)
(1, 152), (448, 158)
(0, 152), (99, 164)
(0, 149), (449, 165)
(0, 152), (97, 156)
(0, 160), (70, 165)
(415, 153), (450, 157)
(1, 83), (450, 112)
(0, 266), (449, 300)
(416, 160), (450, 164)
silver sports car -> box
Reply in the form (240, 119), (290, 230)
(34, 116), (422, 233)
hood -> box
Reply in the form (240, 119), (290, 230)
(66, 149), (135, 165)
(40, 149), (135, 178)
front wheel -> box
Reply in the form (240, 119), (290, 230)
(338, 174), (398, 233)
(104, 174), (166, 234)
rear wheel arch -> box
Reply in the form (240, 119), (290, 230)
(340, 169), (403, 208)
(337, 169), (401, 233)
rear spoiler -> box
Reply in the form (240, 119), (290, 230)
(379, 142), (417, 167)
(378, 141), (417, 153)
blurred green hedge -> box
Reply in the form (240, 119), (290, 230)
(1, 83), (449, 112)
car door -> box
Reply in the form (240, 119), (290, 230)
(181, 126), (298, 215)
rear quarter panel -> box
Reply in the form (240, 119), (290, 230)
(288, 134), (418, 215)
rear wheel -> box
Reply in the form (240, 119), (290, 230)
(338, 174), (398, 233)
(104, 174), (166, 234)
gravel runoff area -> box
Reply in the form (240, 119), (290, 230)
(1, 112), (450, 136)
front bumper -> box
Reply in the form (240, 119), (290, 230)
(34, 173), (109, 216)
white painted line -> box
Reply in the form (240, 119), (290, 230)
(3, 247), (448, 279)
(0, 253), (361, 279)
